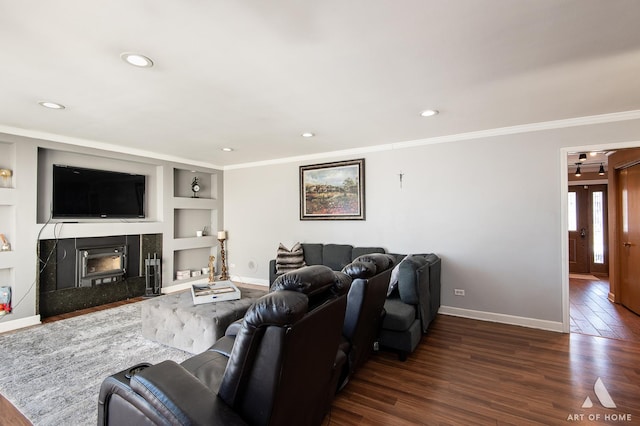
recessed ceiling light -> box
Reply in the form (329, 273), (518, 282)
(38, 101), (65, 110)
(420, 109), (439, 117)
(301, 132), (315, 138)
(120, 52), (154, 68)
(221, 147), (233, 152)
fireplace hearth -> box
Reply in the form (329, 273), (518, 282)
(38, 234), (162, 318)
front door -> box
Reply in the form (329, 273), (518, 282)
(619, 165), (640, 314)
(568, 184), (608, 274)
(568, 186), (589, 273)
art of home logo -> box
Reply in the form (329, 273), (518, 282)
(566, 377), (632, 422)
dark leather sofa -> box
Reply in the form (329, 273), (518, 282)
(380, 253), (442, 360)
(269, 243), (385, 285)
(98, 265), (352, 426)
(271, 243), (442, 361)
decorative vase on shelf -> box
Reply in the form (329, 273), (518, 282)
(0, 169), (12, 188)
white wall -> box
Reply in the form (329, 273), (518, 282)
(224, 117), (640, 330)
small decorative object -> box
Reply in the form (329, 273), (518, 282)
(0, 286), (11, 315)
(191, 176), (200, 198)
(176, 270), (192, 280)
(191, 270), (202, 277)
(217, 231), (229, 281)
(202, 226), (208, 236)
(300, 158), (365, 220)
(0, 234), (10, 252)
(191, 281), (240, 305)
(196, 230), (203, 237)
(208, 255), (215, 283)
(0, 169), (11, 188)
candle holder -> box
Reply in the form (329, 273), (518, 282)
(218, 238), (229, 281)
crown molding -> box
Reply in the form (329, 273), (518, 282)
(3, 109), (640, 171)
(226, 109), (640, 170)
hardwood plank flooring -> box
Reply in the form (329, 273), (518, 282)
(326, 315), (640, 425)
(569, 276), (640, 340)
(3, 289), (640, 425)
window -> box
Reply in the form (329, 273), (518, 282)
(568, 192), (577, 232)
(593, 191), (604, 264)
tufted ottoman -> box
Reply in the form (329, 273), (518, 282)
(141, 285), (266, 354)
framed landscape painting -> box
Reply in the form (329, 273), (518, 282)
(300, 158), (365, 220)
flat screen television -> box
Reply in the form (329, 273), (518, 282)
(52, 165), (146, 219)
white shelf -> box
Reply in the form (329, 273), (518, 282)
(173, 236), (217, 251)
(172, 197), (217, 210)
(0, 251), (15, 269)
(0, 188), (15, 205)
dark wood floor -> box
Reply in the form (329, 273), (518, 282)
(327, 315), (640, 425)
(2, 285), (640, 426)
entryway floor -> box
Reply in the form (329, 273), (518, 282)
(570, 275), (640, 341)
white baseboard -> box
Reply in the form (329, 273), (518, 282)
(438, 306), (564, 333)
(230, 276), (269, 287)
(0, 314), (41, 333)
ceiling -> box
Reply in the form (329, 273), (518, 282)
(1, 1), (640, 167)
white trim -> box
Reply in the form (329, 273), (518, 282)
(229, 276), (269, 287)
(438, 306), (564, 333)
(560, 149), (571, 333)
(225, 109), (640, 170)
(0, 314), (41, 333)
(3, 110), (640, 171)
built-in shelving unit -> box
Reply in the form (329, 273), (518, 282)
(0, 142), (16, 319)
(167, 168), (222, 287)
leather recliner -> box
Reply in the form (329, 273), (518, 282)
(338, 253), (396, 389)
(97, 265), (352, 426)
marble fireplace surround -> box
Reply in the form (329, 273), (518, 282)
(38, 234), (162, 318)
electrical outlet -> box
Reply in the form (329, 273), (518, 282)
(454, 289), (465, 296)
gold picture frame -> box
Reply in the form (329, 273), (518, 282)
(299, 158), (365, 220)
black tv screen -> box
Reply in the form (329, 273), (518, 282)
(52, 165), (146, 219)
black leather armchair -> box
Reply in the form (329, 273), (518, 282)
(338, 253), (395, 389)
(98, 265), (352, 426)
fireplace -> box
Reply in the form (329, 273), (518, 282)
(77, 245), (127, 287)
(39, 234), (162, 318)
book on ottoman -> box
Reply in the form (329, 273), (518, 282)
(191, 280), (241, 305)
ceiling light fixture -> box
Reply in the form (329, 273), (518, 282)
(575, 163), (582, 177)
(420, 109), (439, 117)
(579, 153), (587, 162)
(301, 132), (315, 138)
(599, 163), (605, 176)
(221, 147), (233, 152)
(38, 101), (65, 110)
(120, 52), (154, 68)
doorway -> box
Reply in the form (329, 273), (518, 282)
(565, 146), (640, 340)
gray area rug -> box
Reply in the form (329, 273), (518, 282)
(0, 300), (192, 425)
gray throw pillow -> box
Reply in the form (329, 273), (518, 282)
(388, 254), (411, 296)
